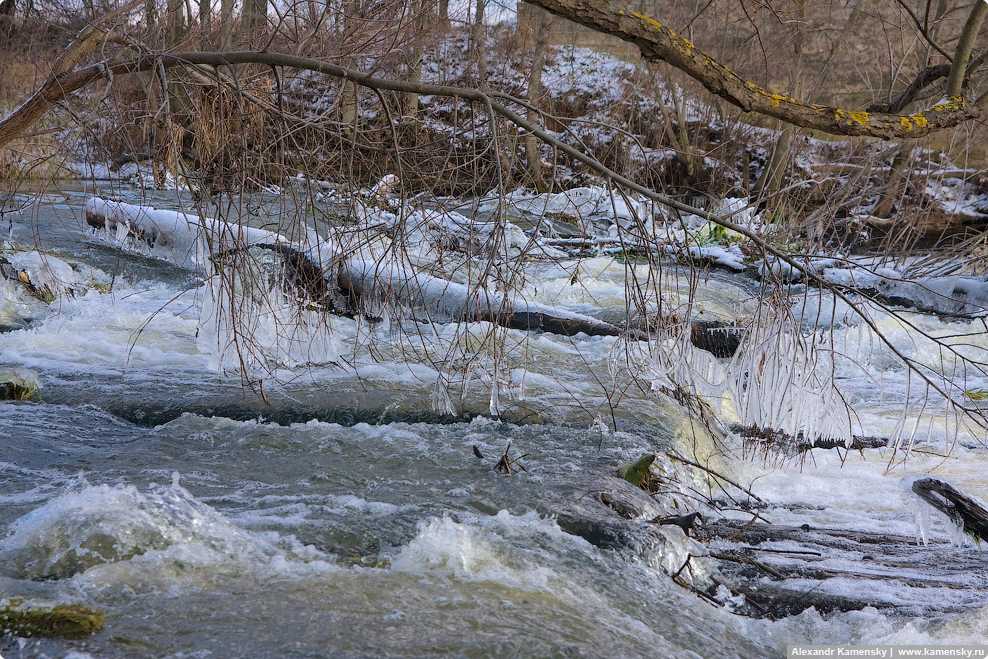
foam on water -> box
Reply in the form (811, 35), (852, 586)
(390, 513), (554, 591)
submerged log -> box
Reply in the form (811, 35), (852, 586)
(705, 518), (988, 617)
(911, 477), (988, 540)
(727, 581), (885, 618)
(705, 519), (933, 546)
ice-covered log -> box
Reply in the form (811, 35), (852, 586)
(84, 198), (290, 272)
(338, 259), (638, 338)
(85, 197), (637, 340)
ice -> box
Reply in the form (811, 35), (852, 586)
(6, 251), (79, 296)
(84, 197), (293, 272)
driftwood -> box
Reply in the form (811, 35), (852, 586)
(653, 512), (702, 536)
(911, 477), (988, 540)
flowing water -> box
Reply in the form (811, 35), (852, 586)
(1, 185), (987, 658)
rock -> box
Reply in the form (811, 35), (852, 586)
(0, 602), (104, 638)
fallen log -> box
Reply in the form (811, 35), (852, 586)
(690, 320), (743, 358)
(729, 424), (889, 452)
(726, 581), (887, 618)
(911, 476), (988, 541)
(705, 519), (936, 546)
(85, 197), (641, 340)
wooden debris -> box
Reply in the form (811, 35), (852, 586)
(703, 517), (988, 618)
(705, 519), (931, 546)
(494, 442), (528, 475)
(651, 512), (703, 537)
(690, 320), (744, 358)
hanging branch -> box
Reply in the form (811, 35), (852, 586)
(524, 0), (987, 138)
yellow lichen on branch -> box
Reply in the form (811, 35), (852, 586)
(529, 0), (980, 138)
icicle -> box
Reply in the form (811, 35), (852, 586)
(900, 474), (933, 546)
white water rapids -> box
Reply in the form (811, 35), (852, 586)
(0, 186), (987, 658)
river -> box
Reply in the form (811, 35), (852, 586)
(0, 184), (986, 658)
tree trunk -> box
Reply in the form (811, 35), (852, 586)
(471, 0), (487, 86)
(198, 0), (209, 48)
(753, 123), (792, 200)
(218, 0), (233, 48)
(405, 0), (429, 120)
(165, 0), (183, 45)
(240, 0), (267, 46)
(873, 142), (913, 219)
(437, 0), (448, 28)
(652, 66), (697, 179)
(524, 10), (552, 190)
(753, 1), (804, 202)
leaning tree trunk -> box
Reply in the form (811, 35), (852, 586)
(753, 123), (793, 200)
(523, 0), (982, 138)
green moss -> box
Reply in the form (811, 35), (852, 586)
(617, 453), (655, 487)
(0, 603), (105, 638)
